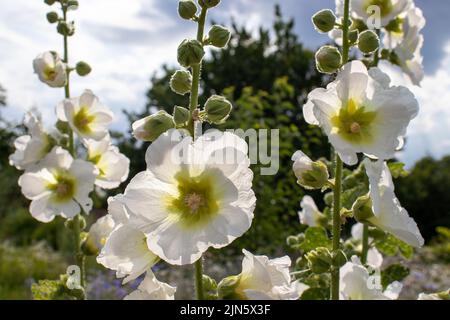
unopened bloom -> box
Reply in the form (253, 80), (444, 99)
(218, 249), (298, 300)
(298, 195), (323, 227)
(18, 146), (96, 222)
(84, 136), (130, 189)
(33, 51), (67, 87)
(124, 271), (176, 300)
(57, 89), (113, 140)
(119, 129), (255, 265)
(292, 151), (329, 189)
(304, 61), (418, 165)
(131, 111), (175, 142)
(363, 159), (424, 247)
(9, 112), (53, 170)
(340, 256), (402, 300)
(97, 196), (160, 283)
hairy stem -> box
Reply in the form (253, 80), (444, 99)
(195, 258), (205, 300)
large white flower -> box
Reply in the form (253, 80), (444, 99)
(33, 51), (67, 88)
(340, 256), (402, 300)
(298, 195), (323, 227)
(351, 222), (383, 268)
(9, 112), (53, 170)
(350, 0), (410, 27)
(304, 61), (418, 165)
(124, 271), (176, 300)
(84, 136), (130, 189)
(57, 89), (113, 140)
(86, 214), (116, 253)
(18, 147), (96, 222)
(225, 249), (298, 300)
(97, 195), (160, 283)
(363, 159), (424, 247)
(118, 129), (256, 265)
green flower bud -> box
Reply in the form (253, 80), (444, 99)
(207, 25), (231, 48)
(286, 235), (301, 247)
(198, 0), (220, 9)
(306, 247), (332, 274)
(293, 152), (330, 190)
(75, 61), (92, 76)
(204, 95), (232, 124)
(57, 21), (75, 36)
(315, 45), (342, 74)
(46, 11), (59, 24)
(352, 194), (375, 222)
(312, 9), (336, 33)
(133, 111), (175, 142)
(64, 216), (86, 231)
(81, 234), (99, 256)
(217, 275), (242, 300)
(170, 70), (192, 95)
(178, 0), (197, 20)
(385, 17), (403, 33)
(358, 30), (380, 54)
(177, 39), (205, 68)
(67, 0), (79, 10)
(349, 29), (359, 45)
(173, 106), (190, 126)
(332, 250), (347, 268)
(44, 0), (56, 5)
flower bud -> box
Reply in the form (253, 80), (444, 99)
(132, 111), (175, 142)
(306, 247), (332, 274)
(349, 29), (359, 45)
(44, 0), (56, 5)
(358, 30), (380, 54)
(46, 11), (59, 24)
(204, 95), (232, 124)
(173, 106), (190, 126)
(352, 194), (375, 222)
(312, 9), (336, 33)
(67, 0), (79, 10)
(315, 45), (342, 74)
(198, 0), (220, 9)
(292, 150), (329, 190)
(217, 275), (241, 300)
(286, 235), (301, 247)
(64, 216), (86, 231)
(170, 70), (192, 95)
(57, 21), (75, 36)
(332, 249), (347, 268)
(75, 61), (91, 76)
(207, 25), (231, 48)
(177, 39), (205, 68)
(178, 0), (197, 20)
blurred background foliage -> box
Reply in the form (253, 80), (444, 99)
(0, 6), (448, 299)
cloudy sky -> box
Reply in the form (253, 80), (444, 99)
(0, 0), (449, 167)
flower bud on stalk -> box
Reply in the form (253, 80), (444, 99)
(217, 275), (241, 299)
(57, 21), (75, 36)
(178, 0), (198, 20)
(132, 111), (175, 142)
(44, 0), (56, 5)
(198, 0), (220, 8)
(204, 95), (232, 124)
(46, 11), (59, 24)
(315, 45), (342, 74)
(292, 151), (329, 190)
(352, 194), (375, 222)
(306, 247), (332, 274)
(358, 30), (380, 54)
(67, 0), (79, 10)
(173, 106), (190, 126)
(75, 61), (91, 76)
(177, 39), (205, 68)
(312, 9), (336, 33)
(170, 70), (192, 95)
(207, 25), (231, 48)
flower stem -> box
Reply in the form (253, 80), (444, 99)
(361, 223), (369, 264)
(61, 3), (86, 299)
(195, 258), (205, 300)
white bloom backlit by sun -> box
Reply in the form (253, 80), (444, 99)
(298, 195), (323, 227)
(124, 271), (176, 300)
(350, 0), (410, 27)
(33, 51), (67, 88)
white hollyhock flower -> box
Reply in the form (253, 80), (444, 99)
(298, 195), (323, 227)
(351, 223), (383, 268)
(33, 51), (67, 87)
(118, 129), (256, 265)
(18, 147), (96, 222)
(84, 136), (130, 189)
(230, 249), (298, 300)
(97, 195), (160, 283)
(124, 271), (176, 300)
(363, 159), (424, 247)
(86, 214), (115, 252)
(9, 112), (53, 170)
(304, 61), (418, 165)
(340, 256), (402, 300)
(350, 0), (410, 27)
(57, 89), (113, 141)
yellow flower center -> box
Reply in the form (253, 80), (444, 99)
(364, 0), (393, 18)
(184, 192), (206, 214)
(331, 99), (377, 145)
(47, 171), (76, 203)
(73, 106), (95, 134)
(43, 65), (57, 81)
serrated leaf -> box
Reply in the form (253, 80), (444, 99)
(299, 227), (332, 252)
(381, 264), (409, 289)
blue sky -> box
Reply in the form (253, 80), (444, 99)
(0, 0), (449, 167)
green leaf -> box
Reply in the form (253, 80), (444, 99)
(341, 184), (368, 210)
(381, 264), (409, 290)
(31, 276), (84, 300)
(375, 234), (414, 259)
(299, 227), (332, 252)
(388, 162), (409, 178)
(300, 287), (329, 300)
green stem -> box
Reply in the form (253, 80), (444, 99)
(195, 258), (204, 300)
(373, 29), (381, 67)
(361, 223), (369, 264)
(341, 0), (351, 63)
(62, 4), (86, 299)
